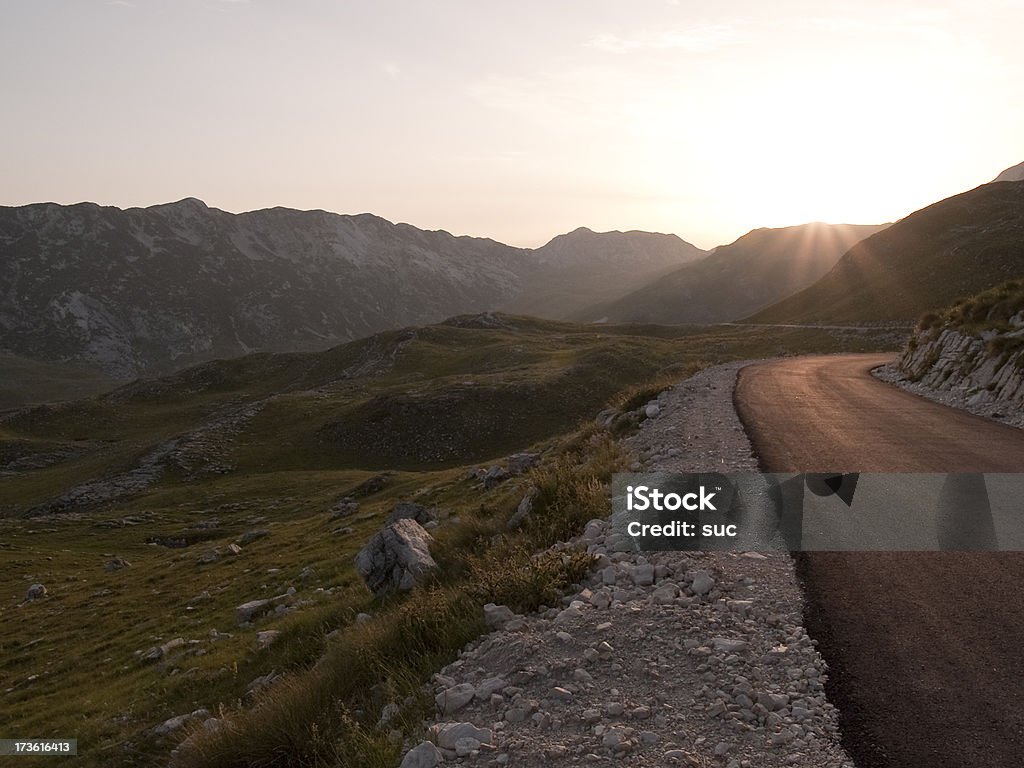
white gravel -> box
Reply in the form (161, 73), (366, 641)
(400, 361), (854, 768)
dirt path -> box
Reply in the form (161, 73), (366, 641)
(735, 354), (1024, 768)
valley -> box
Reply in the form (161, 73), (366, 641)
(0, 318), (895, 767)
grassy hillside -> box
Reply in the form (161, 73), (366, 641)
(0, 315), (898, 767)
(918, 279), (1024, 334)
(750, 181), (1024, 323)
(573, 222), (886, 325)
(0, 354), (119, 410)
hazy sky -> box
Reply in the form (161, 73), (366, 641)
(2, 1), (1022, 249)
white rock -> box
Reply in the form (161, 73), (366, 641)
(399, 741), (442, 768)
(483, 603), (516, 629)
(434, 722), (493, 750)
(474, 676), (507, 700)
(354, 519), (437, 596)
(435, 683), (476, 715)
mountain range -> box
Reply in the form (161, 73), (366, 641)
(4, 161), (1023, 382)
(0, 200), (702, 377)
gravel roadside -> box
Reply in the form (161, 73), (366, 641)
(400, 361), (855, 768)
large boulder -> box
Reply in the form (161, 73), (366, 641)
(355, 519), (437, 596)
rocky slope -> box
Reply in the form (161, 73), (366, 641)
(750, 179), (1024, 324)
(877, 282), (1024, 425)
(575, 223), (885, 325)
(0, 201), (702, 377)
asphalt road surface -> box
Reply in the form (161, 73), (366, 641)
(735, 354), (1024, 768)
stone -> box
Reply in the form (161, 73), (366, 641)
(255, 630), (281, 648)
(225, 543), (242, 556)
(435, 683), (476, 715)
(329, 497), (359, 519)
(484, 603), (517, 629)
(712, 637), (748, 653)
(690, 570), (715, 595)
(399, 741), (442, 768)
(550, 686), (573, 702)
(237, 529), (269, 545)
(644, 403), (661, 419)
(354, 519), (437, 596)
(507, 487), (537, 530)
(105, 557), (130, 571)
(483, 466), (510, 488)
(631, 564), (655, 586)
(25, 583), (47, 601)
(507, 452), (540, 475)
(474, 676), (507, 700)
(160, 637), (187, 655)
(434, 722), (492, 750)
(152, 708), (209, 736)
(378, 702), (400, 728)
(236, 599), (273, 624)
(651, 583), (679, 604)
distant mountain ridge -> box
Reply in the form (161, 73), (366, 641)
(750, 179), (1024, 323)
(573, 222), (886, 325)
(505, 226), (705, 318)
(0, 200), (702, 376)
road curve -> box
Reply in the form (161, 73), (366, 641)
(735, 354), (1024, 768)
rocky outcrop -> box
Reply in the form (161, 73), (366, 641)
(897, 325), (1024, 407)
(354, 519), (438, 596)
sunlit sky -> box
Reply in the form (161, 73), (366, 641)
(2, 1), (1022, 249)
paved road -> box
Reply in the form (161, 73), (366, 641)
(735, 354), (1024, 768)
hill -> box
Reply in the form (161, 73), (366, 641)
(0, 354), (118, 410)
(994, 161), (1024, 183)
(573, 222), (885, 325)
(0, 201), (701, 378)
(749, 180), (1024, 323)
(502, 227), (705, 318)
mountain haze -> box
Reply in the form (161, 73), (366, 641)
(750, 179), (1024, 323)
(503, 227), (705, 318)
(0, 200), (701, 377)
(574, 222), (886, 325)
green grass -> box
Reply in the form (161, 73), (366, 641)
(0, 315), (899, 767)
(0, 355), (120, 411)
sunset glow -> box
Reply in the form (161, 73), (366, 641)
(1, 1), (1021, 248)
